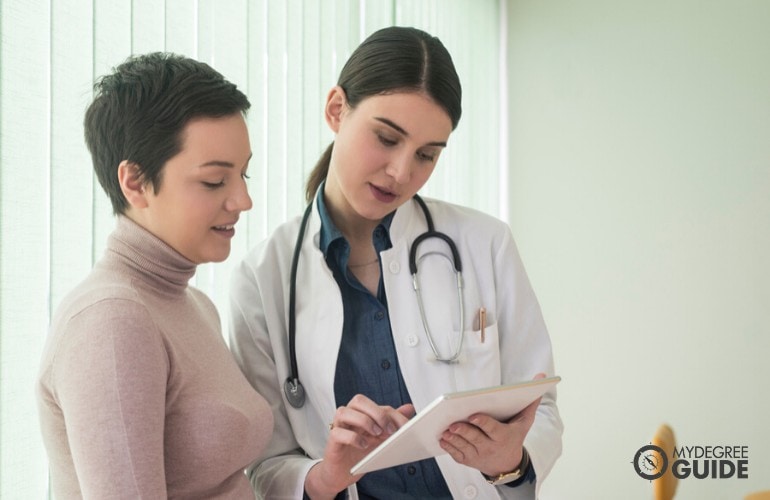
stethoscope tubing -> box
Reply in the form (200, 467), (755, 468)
(284, 202), (313, 408)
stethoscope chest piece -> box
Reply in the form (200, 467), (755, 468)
(284, 377), (306, 408)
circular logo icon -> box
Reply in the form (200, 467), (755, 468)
(633, 444), (668, 480)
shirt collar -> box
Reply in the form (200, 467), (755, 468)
(316, 180), (395, 258)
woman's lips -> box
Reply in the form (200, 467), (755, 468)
(369, 183), (397, 203)
(212, 224), (236, 238)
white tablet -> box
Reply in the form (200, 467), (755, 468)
(350, 376), (560, 475)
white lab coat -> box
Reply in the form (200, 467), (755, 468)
(229, 195), (563, 500)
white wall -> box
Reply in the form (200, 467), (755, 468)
(506, 1), (770, 498)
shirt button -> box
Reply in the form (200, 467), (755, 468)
(380, 359), (391, 370)
(406, 334), (419, 347)
(463, 485), (478, 499)
(407, 465), (416, 475)
(388, 261), (400, 274)
(374, 311), (384, 320)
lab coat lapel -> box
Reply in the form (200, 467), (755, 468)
(293, 205), (344, 431)
(382, 198), (458, 412)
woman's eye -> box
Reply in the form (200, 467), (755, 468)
(202, 180), (225, 189)
(241, 172), (251, 180)
(417, 151), (437, 162)
(377, 134), (397, 147)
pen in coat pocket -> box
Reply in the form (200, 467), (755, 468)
(478, 307), (486, 343)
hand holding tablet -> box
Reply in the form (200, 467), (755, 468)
(351, 376), (561, 475)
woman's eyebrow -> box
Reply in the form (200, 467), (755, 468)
(198, 153), (253, 169)
(199, 161), (234, 168)
(374, 117), (447, 147)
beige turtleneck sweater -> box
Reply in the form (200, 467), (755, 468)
(36, 216), (272, 499)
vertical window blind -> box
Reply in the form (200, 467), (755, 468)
(0, 0), (505, 496)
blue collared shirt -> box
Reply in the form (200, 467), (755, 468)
(317, 191), (453, 500)
(314, 190), (536, 497)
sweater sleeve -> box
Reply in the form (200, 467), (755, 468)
(51, 298), (169, 499)
(229, 247), (320, 499)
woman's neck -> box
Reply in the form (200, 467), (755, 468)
(322, 190), (380, 244)
(321, 187), (383, 295)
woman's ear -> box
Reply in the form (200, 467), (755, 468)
(117, 160), (149, 209)
(324, 85), (347, 133)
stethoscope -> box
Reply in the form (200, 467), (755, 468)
(284, 194), (465, 409)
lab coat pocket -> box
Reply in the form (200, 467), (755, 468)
(451, 322), (501, 392)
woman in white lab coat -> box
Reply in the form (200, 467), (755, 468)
(229, 26), (563, 499)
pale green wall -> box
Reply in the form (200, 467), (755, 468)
(506, 1), (770, 498)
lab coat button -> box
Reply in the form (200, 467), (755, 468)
(388, 261), (400, 274)
(463, 485), (478, 499)
(406, 334), (419, 347)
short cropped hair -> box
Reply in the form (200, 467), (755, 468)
(84, 52), (250, 214)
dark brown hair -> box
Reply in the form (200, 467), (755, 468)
(84, 52), (250, 214)
(305, 26), (462, 202)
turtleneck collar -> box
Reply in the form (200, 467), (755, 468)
(105, 215), (197, 290)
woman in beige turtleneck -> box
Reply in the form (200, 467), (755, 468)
(36, 53), (272, 499)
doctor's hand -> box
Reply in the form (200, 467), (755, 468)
(304, 394), (414, 500)
(438, 373), (546, 480)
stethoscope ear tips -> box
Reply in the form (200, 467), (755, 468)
(284, 377), (306, 408)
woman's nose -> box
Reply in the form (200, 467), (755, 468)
(226, 182), (253, 212)
(386, 154), (413, 184)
